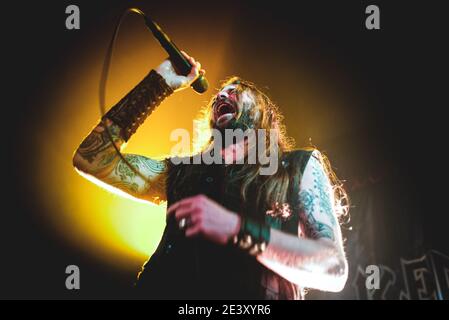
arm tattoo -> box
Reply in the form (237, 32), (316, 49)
(257, 152), (347, 282)
(77, 123), (122, 164)
(299, 189), (335, 241)
(310, 155), (337, 226)
(114, 155), (165, 181)
(76, 122), (166, 198)
(298, 153), (337, 241)
(74, 69), (172, 201)
(107, 154), (166, 194)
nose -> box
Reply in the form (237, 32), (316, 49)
(218, 91), (229, 100)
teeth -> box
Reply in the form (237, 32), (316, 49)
(217, 102), (235, 115)
(215, 101), (237, 128)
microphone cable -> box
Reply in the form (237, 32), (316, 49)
(99, 8), (161, 184)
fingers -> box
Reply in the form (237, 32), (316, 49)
(181, 50), (197, 67)
(167, 195), (200, 220)
(167, 195), (207, 238)
(168, 198), (202, 237)
(167, 197), (192, 215)
(175, 206), (200, 220)
(188, 60), (200, 78)
(185, 223), (202, 237)
(180, 50), (191, 60)
(187, 63), (200, 80)
(181, 51), (205, 80)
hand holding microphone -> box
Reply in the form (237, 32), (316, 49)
(156, 51), (206, 92)
(133, 8), (209, 93)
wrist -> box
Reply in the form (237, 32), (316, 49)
(154, 68), (175, 90)
(155, 62), (184, 91)
(229, 213), (242, 239)
(231, 217), (271, 256)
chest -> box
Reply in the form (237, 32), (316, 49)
(166, 162), (301, 235)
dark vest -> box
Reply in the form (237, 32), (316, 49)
(135, 149), (313, 299)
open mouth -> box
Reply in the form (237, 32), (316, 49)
(214, 99), (238, 128)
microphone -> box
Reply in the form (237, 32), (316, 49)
(131, 8), (209, 94)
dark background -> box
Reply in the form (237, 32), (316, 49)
(1, 0), (448, 299)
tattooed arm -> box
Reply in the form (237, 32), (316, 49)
(73, 52), (204, 203)
(72, 118), (168, 203)
(257, 150), (348, 292)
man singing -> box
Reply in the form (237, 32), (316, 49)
(72, 52), (348, 299)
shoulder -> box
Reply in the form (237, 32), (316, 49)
(282, 149), (332, 199)
(281, 147), (320, 176)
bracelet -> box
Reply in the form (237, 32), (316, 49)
(102, 69), (173, 141)
(232, 217), (271, 256)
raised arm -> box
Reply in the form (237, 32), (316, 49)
(73, 53), (204, 203)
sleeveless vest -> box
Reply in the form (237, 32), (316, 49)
(135, 149), (313, 299)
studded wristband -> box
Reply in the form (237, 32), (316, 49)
(232, 217), (271, 256)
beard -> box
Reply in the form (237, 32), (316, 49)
(213, 110), (256, 132)
(211, 110), (259, 149)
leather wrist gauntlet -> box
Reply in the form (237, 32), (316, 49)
(102, 70), (174, 141)
(232, 217), (271, 256)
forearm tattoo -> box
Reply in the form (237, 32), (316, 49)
(77, 122), (122, 164)
(74, 70), (172, 200)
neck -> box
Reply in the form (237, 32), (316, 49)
(220, 139), (247, 164)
